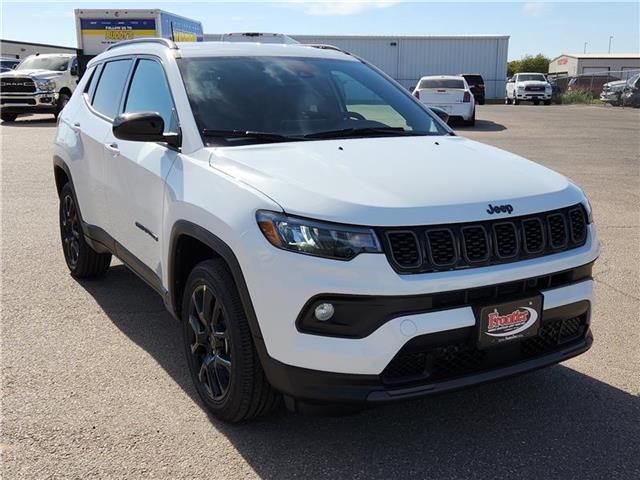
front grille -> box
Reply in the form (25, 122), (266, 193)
(379, 204), (588, 274)
(382, 314), (588, 385)
(525, 86), (545, 92)
(0, 77), (36, 93)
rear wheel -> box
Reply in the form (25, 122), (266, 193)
(1, 112), (17, 122)
(182, 259), (280, 422)
(465, 108), (476, 126)
(59, 183), (111, 278)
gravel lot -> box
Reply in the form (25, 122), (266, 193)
(2, 104), (639, 479)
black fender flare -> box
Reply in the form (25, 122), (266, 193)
(167, 220), (264, 340)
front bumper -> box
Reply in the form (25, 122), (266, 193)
(516, 91), (552, 100)
(257, 299), (592, 405)
(1, 92), (59, 111)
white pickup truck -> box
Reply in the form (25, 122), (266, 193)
(505, 72), (552, 105)
(0, 53), (78, 122)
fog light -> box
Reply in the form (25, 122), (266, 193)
(314, 303), (335, 322)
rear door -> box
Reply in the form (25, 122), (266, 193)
(416, 78), (467, 110)
(74, 59), (133, 229)
(102, 56), (180, 276)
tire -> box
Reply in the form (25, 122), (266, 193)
(54, 93), (70, 120)
(505, 96), (511, 105)
(182, 259), (280, 423)
(1, 112), (17, 122)
(465, 108), (476, 126)
(544, 100), (551, 105)
(513, 98), (520, 105)
(59, 183), (111, 278)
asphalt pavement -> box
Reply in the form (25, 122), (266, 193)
(1, 104), (639, 479)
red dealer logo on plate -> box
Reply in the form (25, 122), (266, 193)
(486, 307), (538, 337)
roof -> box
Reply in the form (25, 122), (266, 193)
(176, 41), (356, 60)
(290, 34), (510, 40)
(92, 40), (356, 66)
(552, 53), (640, 61)
(418, 75), (465, 80)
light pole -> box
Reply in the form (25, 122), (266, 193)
(584, 42), (587, 53)
(608, 35), (614, 53)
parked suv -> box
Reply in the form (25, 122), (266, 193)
(460, 73), (485, 105)
(505, 72), (552, 105)
(0, 53), (78, 122)
(53, 39), (599, 422)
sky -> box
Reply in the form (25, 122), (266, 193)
(1, 1), (638, 60)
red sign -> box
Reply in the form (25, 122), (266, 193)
(558, 57), (568, 65)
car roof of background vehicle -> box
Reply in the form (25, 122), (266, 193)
(419, 74), (465, 80)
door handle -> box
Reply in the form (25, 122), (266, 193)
(70, 122), (81, 131)
(104, 142), (120, 155)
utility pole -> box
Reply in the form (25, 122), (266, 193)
(608, 36), (613, 53)
(583, 42), (587, 53)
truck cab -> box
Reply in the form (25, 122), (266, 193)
(0, 53), (78, 122)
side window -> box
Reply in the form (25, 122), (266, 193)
(92, 59), (133, 120)
(84, 64), (103, 102)
(69, 57), (78, 75)
(331, 70), (409, 129)
(123, 59), (176, 133)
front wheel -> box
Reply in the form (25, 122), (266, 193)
(54, 93), (70, 120)
(1, 112), (17, 122)
(59, 183), (111, 278)
(182, 259), (280, 422)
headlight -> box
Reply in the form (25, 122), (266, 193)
(256, 210), (382, 260)
(35, 80), (56, 91)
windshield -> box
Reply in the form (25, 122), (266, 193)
(518, 74), (547, 82)
(419, 78), (465, 89)
(178, 56), (448, 145)
(17, 56), (69, 71)
(0, 60), (18, 69)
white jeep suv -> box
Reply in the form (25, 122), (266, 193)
(53, 39), (599, 422)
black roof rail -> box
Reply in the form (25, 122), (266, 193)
(106, 37), (178, 51)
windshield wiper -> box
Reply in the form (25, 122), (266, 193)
(303, 127), (429, 139)
(201, 129), (305, 143)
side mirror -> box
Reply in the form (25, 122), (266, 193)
(429, 106), (449, 124)
(70, 66), (78, 76)
(113, 112), (181, 147)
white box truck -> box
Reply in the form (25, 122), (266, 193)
(74, 9), (203, 74)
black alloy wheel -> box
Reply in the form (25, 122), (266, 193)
(60, 192), (81, 269)
(187, 284), (232, 401)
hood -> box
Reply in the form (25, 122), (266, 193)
(208, 136), (584, 226)
(603, 80), (627, 89)
(0, 69), (64, 80)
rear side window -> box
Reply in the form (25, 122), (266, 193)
(123, 59), (176, 133)
(84, 64), (103, 101)
(92, 59), (132, 119)
(419, 79), (465, 89)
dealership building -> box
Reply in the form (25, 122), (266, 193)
(205, 33), (510, 99)
(548, 53), (640, 79)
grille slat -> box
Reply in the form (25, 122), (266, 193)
(426, 229), (458, 266)
(382, 205), (587, 274)
(0, 77), (36, 93)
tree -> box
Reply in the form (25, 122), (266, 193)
(507, 54), (551, 77)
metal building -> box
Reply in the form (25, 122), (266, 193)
(205, 33), (509, 99)
(548, 53), (640, 80)
(0, 39), (76, 59)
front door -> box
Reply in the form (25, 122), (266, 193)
(103, 57), (180, 279)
